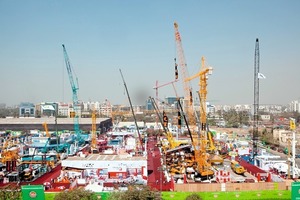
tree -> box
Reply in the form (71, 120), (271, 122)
(54, 188), (96, 200)
(0, 185), (21, 200)
(185, 193), (202, 200)
(222, 109), (250, 128)
(107, 185), (157, 200)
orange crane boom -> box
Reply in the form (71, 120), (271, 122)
(43, 122), (50, 137)
(91, 110), (98, 153)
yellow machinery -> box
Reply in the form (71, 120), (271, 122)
(230, 160), (246, 175)
(0, 137), (19, 167)
(1, 150), (19, 164)
(43, 122), (50, 137)
(207, 131), (216, 152)
(149, 97), (189, 152)
(184, 56), (216, 180)
(162, 111), (189, 150)
(91, 109), (98, 153)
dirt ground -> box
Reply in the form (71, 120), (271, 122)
(211, 127), (251, 135)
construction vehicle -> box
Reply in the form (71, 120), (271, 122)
(231, 160), (246, 175)
(178, 56), (217, 180)
(91, 109), (98, 153)
(149, 97), (189, 152)
(0, 136), (19, 171)
(177, 99), (214, 181)
(206, 129), (216, 152)
(62, 44), (84, 152)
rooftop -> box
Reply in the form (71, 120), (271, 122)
(0, 117), (110, 125)
(66, 153), (146, 161)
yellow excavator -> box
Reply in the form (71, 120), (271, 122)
(231, 160), (246, 175)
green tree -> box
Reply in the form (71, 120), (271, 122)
(223, 109), (239, 128)
(0, 185), (21, 200)
(108, 185), (157, 200)
(54, 188), (96, 200)
(222, 109), (250, 128)
(185, 193), (202, 200)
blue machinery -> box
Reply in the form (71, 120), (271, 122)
(62, 44), (83, 151)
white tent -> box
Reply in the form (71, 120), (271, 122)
(85, 183), (103, 192)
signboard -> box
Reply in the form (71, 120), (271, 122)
(292, 182), (300, 200)
(21, 185), (45, 200)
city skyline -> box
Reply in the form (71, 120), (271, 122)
(1, 1), (299, 107)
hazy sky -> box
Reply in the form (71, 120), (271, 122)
(0, 0), (299, 107)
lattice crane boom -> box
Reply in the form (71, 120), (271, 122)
(174, 22), (190, 99)
(184, 56), (214, 178)
(185, 57), (212, 130)
(253, 38), (260, 161)
(91, 110), (97, 151)
(62, 44), (81, 142)
(174, 22), (195, 126)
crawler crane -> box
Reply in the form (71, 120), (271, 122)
(62, 44), (83, 152)
(177, 99), (214, 180)
(149, 97), (189, 152)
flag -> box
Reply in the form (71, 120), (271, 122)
(258, 73), (266, 79)
(41, 105), (55, 111)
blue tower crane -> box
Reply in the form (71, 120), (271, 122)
(62, 44), (81, 151)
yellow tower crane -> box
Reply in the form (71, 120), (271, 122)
(184, 56), (215, 180)
(185, 57), (212, 146)
(91, 109), (98, 154)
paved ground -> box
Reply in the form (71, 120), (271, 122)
(147, 136), (172, 191)
(30, 163), (61, 185)
(0, 163), (62, 188)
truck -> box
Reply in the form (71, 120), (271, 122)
(231, 160), (246, 175)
